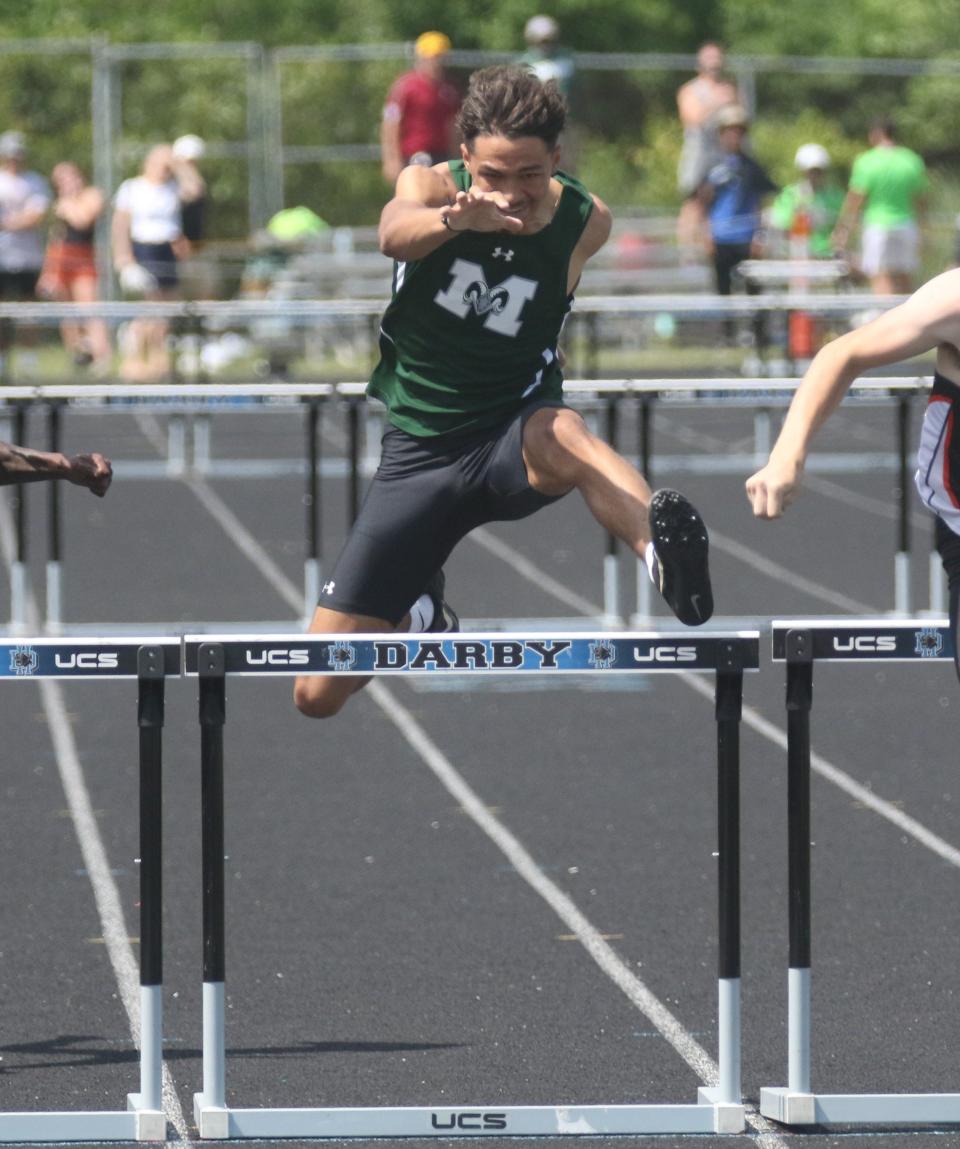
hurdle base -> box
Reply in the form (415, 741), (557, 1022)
(0, 1108), (165, 1143)
(695, 1089), (746, 1133)
(126, 1095), (167, 1140)
(761, 1086), (960, 1126)
(194, 1094), (230, 1139)
(191, 1100), (743, 1139)
(759, 1087), (816, 1124)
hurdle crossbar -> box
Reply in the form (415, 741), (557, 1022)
(761, 618), (957, 1127)
(185, 631), (758, 1139)
(0, 638), (180, 1143)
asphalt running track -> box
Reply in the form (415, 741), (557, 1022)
(1, 393), (959, 1149)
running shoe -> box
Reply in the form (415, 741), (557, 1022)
(424, 568), (460, 633)
(647, 489), (714, 626)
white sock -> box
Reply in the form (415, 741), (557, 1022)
(407, 593), (435, 633)
(644, 541), (659, 584)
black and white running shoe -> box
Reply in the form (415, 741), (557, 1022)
(423, 569), (460, 633)
(648, 489), (714, 626)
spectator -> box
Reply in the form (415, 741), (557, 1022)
(111, 144), (185, 382)
(171, 134), (213, 297)
(380, 31), (461, 186)
(519, 15), (579, 168)
(0, 131), (51, 372)
(769, 144), (845, 259)
(171, 135), (208, 245)
(676, 42), (741, 256)
(832, 117), (928, 295)
(520, 15), (576, 98)
(37, 161), (112, 374)
(698, 104), (778, 344)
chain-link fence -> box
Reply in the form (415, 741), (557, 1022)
(2, 41), (960, 291)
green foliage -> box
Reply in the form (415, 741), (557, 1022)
(1, 2), (960, 237)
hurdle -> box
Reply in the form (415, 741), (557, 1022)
(760, 618), (960, 1127)
(185, 630), (758, 1138)
(0, 637), (179, 1142)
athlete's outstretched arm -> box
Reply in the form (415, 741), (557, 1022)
(747, 269), (960, 519)
(378, 163), (523, 263)
(0, 442), (112, 496)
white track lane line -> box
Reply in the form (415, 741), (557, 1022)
(707, 526), (876, 614)
(0, 498), (191, 1143)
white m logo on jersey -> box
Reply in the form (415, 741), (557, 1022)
(434, 258), (538, 337)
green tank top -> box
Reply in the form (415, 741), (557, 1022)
(368, 162), (594, 437)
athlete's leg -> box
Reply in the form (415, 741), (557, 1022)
(293, 605), (400, 719)
(294, 428), (479, 720)
(521, 405), (653, 551)
(520, 406), (713, 623)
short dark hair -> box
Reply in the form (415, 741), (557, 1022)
(457, 65), (566, 150)
(870, 116), (896, 140)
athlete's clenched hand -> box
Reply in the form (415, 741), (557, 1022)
(444, 189), (524, 234)
(745, 456), (802, 519)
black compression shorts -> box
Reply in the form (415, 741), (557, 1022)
(321, 399), (567, 624)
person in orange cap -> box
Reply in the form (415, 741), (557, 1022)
(380, 31), (461, 185)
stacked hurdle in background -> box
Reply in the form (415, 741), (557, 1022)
(2, 623), (960, 1141)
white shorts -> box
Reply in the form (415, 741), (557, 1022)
(861, 222), (920, 277)
(915, 373), (960, 537)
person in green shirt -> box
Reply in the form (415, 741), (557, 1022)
(832, 117), (928, 295)
(769, 143), (845, 259)
(294, 65), (714, 721)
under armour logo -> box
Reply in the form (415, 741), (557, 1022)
(492, 247), (514, 262)
(322, 580), (336, 595)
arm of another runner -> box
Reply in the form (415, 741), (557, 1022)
(746, 268), (960, 519)
(378, 163), (523, 263)
(0, 443), (112, 496)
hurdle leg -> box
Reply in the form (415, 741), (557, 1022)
(9, 403), (28, 633)
(303, 398), (322, 622)
(761, 629), (815, 1123)
(124, 646), (167, 1138)
(602, 397), (621, 624)
(894, 396), (911, 614)
(45, 402), (63, 632)
(698, 645), (744, 1127)
(194, 644), (230, 1138)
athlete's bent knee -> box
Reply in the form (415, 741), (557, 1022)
(293, 675), (350, 720)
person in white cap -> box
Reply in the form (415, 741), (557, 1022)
(769, 143), (845, 258)
(172, 134), (208, 245)
(381, 32), (461, 185)
(521, 15), (576, 97)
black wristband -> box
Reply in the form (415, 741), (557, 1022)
(441, 211), (461, 233)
